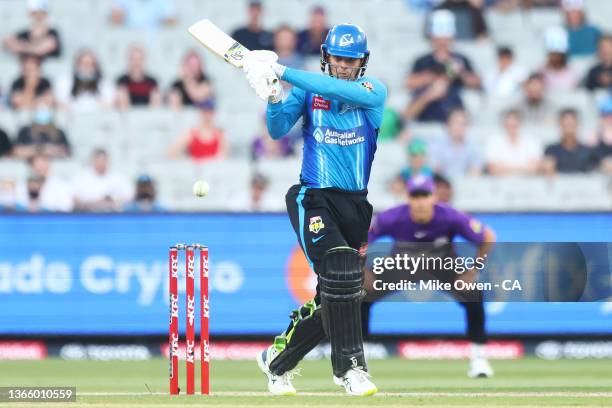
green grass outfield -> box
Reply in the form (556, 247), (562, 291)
(1, 358), (611, 407)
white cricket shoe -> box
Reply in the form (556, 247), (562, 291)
(333, 367), (378, 396)
(256, 345), (298, 396)
(468, 357), (494, 378)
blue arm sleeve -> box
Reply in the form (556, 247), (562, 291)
(266, 86), (305, 140)
(282, 68), (387, 110)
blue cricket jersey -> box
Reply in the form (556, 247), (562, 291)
(266, 68), (387, 191)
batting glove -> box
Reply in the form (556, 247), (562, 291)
(245, 61), (283, 103)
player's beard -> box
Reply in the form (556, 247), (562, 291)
(329, 64), (360, 81)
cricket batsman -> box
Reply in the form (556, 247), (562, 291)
(242, 24), (386, 396)
(366, 175), (496, 378)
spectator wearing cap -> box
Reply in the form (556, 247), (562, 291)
(251, 115), (294, 160)
(405, 10), (481, 123)
(540, 26), (579, 91)
(562, 0), (601, 58)
(168, 50), (213, 109)
(400, 139), (434, 181)
(55, 49), (114, 112)
(297, 6), (329, 56)
(10, 54), (53, 110)
(15, 153), (73, 212)
(72, 148), (132, 212)
(390, 139), (433, 199)
(231, 1), (273, 51)
(116, 45), (161, 109)
(168, 99), (228, 162)
(590, 98), (612, 173)
(584, 35), (612, 92)
(429, 108), (483, 177)
(434, 0), (488, 41)
(2, 0), (61, 61)
(484, 46), (528, 97)
(110, 0), (177, 29)
(230, 173), (280, 212)
(13, 95), (70, 160)
(123, 175), (165, 212)
(486, 109), (542, 175)
(517, 73), (556, 126)
(543, 108), (596, 174)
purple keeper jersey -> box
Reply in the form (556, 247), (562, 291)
(368, 203), (486, 245)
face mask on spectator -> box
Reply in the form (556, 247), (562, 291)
(28, 189), (40, 200)
(33, 108), (53, 125)
(137, 191), (154, 201)
(76, 71), (97, 82)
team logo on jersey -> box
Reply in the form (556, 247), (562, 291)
(312, 95), (330, 111)
(361, 81), (374, 92)
(313, 127), (324, 143)
(309, 216), (325, 234)
(339, 34), (354, 47)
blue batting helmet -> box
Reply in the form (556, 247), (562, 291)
(320, 24), (369, 78)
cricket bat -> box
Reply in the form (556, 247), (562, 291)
(188, 18), (280, 96)
(188, 19), (250, 69)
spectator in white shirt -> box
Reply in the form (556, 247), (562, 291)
(55, 49), (114, 112)
(15, 153), (73, 211)
(484, 46), (527, 98)
(72, 148), (132, 212)
(486, 109), (543, 175)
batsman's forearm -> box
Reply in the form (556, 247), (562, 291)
(281, 68), (385, 108)
(266, 102), (294, 140)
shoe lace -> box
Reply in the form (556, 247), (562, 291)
(281, 368), (301, 385)
(348, 366), (370, 384)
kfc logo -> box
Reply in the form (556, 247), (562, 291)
(170, 294), (179, 320)
(186, 340), (195, 363)
(202, 295), (210, 319)
(202, 340), (211, 363)
(187, 295), (195, 326)
(171, 253), (179, 278)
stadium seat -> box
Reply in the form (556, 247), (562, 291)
(0, 158), (28, 181)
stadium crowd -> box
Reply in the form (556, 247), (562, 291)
(0, 0), (610, 212)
